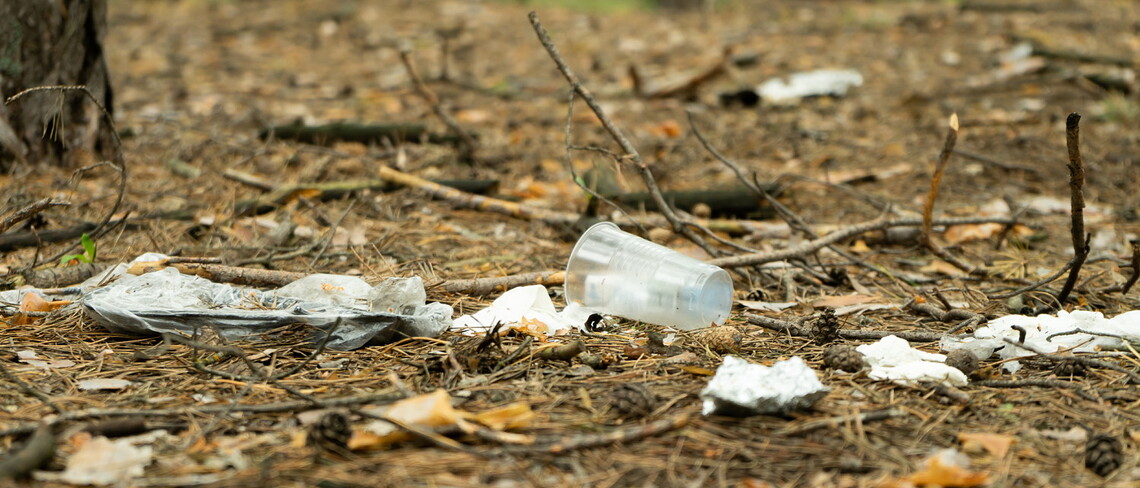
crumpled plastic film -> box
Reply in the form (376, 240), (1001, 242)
(81, 267), (451, 350)
(700, 356), (829, 416)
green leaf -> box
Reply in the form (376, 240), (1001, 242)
(80, 233), (96, 262)
(60, 254), (85, 265)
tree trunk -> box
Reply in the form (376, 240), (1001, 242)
(0, 0), (114, 168)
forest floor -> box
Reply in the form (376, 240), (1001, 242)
(3, 0), (1140, 486)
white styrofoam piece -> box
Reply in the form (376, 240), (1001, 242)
(858, 335), (967, 386)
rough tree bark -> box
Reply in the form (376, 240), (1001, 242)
(0, 0), (114, 168)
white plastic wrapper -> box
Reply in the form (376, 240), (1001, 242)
(81, 267), (452, 350)
(757, 69), (863, 104)
(857, 335), (967, 386)
(700, 356), (829, 416)
(452, 285), (592, 335)
(942, 310), (1140, 373)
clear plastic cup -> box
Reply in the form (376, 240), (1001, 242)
(565, 222), (733, 330)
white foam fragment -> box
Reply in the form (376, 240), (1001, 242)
(858, 335), (967, 386)
(757, 69), (863, 103)
(942, 310), (1140, 373)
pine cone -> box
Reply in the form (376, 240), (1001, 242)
(945, 349), (979, 376)
(694, 326), (742, 354)
(1085, 433), (1123, 477)
(806, 308), (840, 344)
(1054, 360), (1087, 378)
(308, 412), (352, 452)
(611, 383), (657, 419)
(823, 344), (864, 372)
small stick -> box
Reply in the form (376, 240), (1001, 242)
(563, 89), (647, 237)
(745, 313), (944, 342)
(528, 11), (718, 258)
(6, 85), (127, 266)
(0, 198), (68, 235)
(507, 416), (689, 454)
(437, 271), (565, 296)
(397, 43), (478, 163)
(919, 114), (985, 275)
(921, 114), (958, 246)
(534, 339), (585, 362)
(0, 423), (56, 479)
(1122, 241), (1140, 295)
(127, 259), (307, 287)
(0, 390), (407, 438)
(972, 378), (1099, 402)
(907, 296), (984, 324)
(1055, 113), (1090, 306)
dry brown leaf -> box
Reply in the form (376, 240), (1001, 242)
(958, 432), (1016, 458)
(471, 402), (536, 431)
(902, 450), (988, 487)
(920, 259), (965, 276)
(385, 389), (460, 428)
(944, 223), (1002, 245)
(679, 365), (716, 376)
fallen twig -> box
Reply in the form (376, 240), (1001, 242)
(506, 416), (689, 454)
(0, 391), (407, 438)
(1055, 112), (1090, 307)
(398, 42), (479, 163)
(127, 259), (307, 287)
(437, 271), (565, 296)
(0, 423), (55, 480)
(921, 114), (985, 276)
(6, 85), (127, 266)
(972, 379), (1100, 402)
(906, 297), (984, 324)
(1122, 241), (1140, 295)
(745, 313), (944, 342)
(259, 122), (462, 146)
(0, 198), (68, 235)
(528, 11), (719, 257)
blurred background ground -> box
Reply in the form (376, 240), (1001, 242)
(2, 0), (1140, 486)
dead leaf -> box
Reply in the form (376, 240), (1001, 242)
(920, 259), (965, 276)
(958, 432), (1016, 458)
(648, 119), (683, 138)
(15, 292), (71, 325)
(679, 365), (716, 376)
(471, 402), (536, 431)
(943, 223), (1005, 245)
(386, 389), (460, 428)
(903, 449), (988, 487)
(455, 108), (490, 124)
